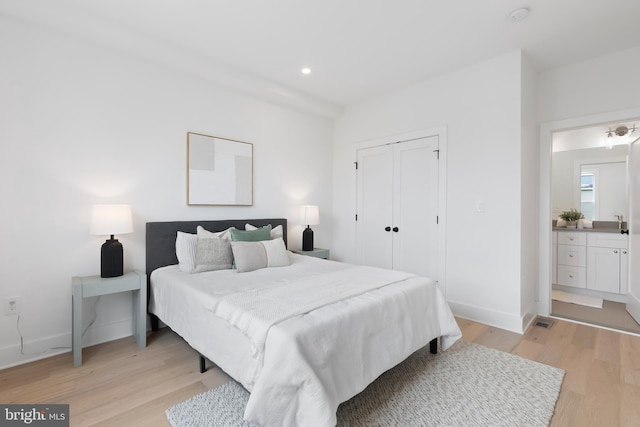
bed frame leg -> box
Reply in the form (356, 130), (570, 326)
(429, 337), (438, 354)
(199, 355), (207, 373)
(150, 314), (159, 331)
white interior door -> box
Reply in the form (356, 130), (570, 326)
(356, 145), (393, 269)
(393, 136), (439, 277)
(356, 136), (439, 278)
(626, 137), (640, 324)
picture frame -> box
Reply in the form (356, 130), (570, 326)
(187, 132), (254, 206)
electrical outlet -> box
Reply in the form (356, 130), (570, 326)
(4, 296), (20, 315)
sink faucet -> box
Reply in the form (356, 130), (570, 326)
(614, 215), (623, 230)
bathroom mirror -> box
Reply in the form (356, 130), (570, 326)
(578, 161), (626, 220)
(551, 146), (627, 221)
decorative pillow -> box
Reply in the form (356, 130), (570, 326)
(176, 231), (198, 273)
(194, 235), (233, 273)
(245, 223), (284, 240)
(230, 225), (272, 242)
(175, 227), (231, 273)
(230, 238), (290, 273)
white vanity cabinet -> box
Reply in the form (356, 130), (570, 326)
(556, 231), (587, 288)
(586, 233), (628, 294)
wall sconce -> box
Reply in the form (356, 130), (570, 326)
(300, 205), (319, 251)
(90, 204), (133, 278)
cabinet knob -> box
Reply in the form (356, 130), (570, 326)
(623, 250), (628, 254)
(614, 250), (618, 254)
(569, 275), (574, 278)
(569, 254), (574, 258)
(392, 227), (399, 232)
(385, 226), (391, 232)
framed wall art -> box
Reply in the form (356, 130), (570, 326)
(187, 132), (254, 206)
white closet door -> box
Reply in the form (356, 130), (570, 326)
(356, 136), (439, 278)
(356, 144), (393, 269)
(393, 136), (439, 277)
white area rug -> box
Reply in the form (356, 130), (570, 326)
(166, 340), (564, 427)
(552, 289), (603, 308)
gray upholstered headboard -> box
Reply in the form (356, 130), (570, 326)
(145, 218), (287, 280)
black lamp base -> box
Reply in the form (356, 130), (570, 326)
(101, 236), (123, 278)
(302, 226), (314, 251)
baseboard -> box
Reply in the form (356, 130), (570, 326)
(0, 318), (136, 370)
(448, 300), (525, 334)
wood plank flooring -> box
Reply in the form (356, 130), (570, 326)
(1, 317), (639, 426)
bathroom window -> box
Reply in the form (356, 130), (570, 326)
(581, 172), (595, 220)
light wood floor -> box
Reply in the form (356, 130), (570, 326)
(1, 317), (639, 426)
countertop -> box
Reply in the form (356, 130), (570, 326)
(552, 227), (626, 234)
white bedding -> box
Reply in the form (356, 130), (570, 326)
(150, 253), (461, 427)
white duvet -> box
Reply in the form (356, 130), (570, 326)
(150, 253), (461, 427)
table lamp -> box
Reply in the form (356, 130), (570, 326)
(90, 204), (133, 278)
(300, 205), (319, 251)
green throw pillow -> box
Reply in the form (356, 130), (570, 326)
(230, 225), (272, 242)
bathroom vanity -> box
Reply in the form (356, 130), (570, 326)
(553, 228), (628, 297)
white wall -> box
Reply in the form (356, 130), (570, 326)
(0, 15), (334, 369)
(333, 50), (529, 332)
(520, 54), (539, 325)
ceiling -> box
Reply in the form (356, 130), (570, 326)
(5, 0), (640, 110)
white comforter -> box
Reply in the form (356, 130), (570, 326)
(151, 254), (461, 427)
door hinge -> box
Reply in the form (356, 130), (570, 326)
(433, 149), (440, 160)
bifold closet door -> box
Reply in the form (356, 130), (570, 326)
(356, 145), (394, 270)
(356, 136), (439, 277)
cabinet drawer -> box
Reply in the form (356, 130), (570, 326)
(558, 244), (586, 267)
(557, 265), (586, 288)
(557, 232), (586, 246)
(587, 233), (628, 249)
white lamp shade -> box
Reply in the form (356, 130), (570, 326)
(300, 205), (319, 226)
(90, 204), (134, 235)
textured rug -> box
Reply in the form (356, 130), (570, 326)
(166, 340), (565, 427)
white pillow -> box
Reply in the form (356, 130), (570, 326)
(176, 231), (198, 273)
(198, 225), (231, 240)
(230, 237), (290, 273)
(245, 223), (283, 240)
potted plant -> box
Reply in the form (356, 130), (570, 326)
(559, 208), (584, 228)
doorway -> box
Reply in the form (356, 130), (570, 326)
(539, 108), (640, 333)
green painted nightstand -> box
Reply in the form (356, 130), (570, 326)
(291, 248), (330, 260)
(72, 271), (146, 367)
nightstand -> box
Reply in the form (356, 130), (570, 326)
(291, 248), (330, 259)
(72, 271), (146, 367)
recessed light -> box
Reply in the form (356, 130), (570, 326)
(301, 68), (311, 75)
(509, 8), (530, 22)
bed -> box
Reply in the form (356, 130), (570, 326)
(146, 218), (461, 427)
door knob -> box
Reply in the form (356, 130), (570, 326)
(392, 227), (399, 232)
(385, 226), (391, 232)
